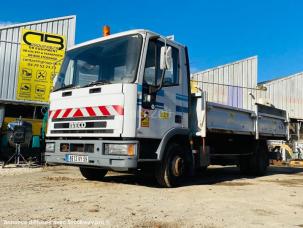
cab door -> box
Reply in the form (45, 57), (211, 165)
(137, 38), (183, 139)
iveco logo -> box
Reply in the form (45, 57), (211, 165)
(69, 122), (86, 129)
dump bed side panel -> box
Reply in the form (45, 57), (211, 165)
(257, 104), (288, 138)
(192, 95), (288, 139)
(206, 102), (255, 135)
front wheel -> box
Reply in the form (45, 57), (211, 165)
(79, 167), (108, 180)
(155, 143), (190, 187)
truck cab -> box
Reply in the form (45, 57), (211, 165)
(45, 30), (192, 187)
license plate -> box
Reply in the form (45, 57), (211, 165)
(65, 154), (88, 163)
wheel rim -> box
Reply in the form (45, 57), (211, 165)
(171, 155), (184, 177)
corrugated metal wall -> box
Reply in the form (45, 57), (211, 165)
(191, 56), (258, 111)
(258, 72), (303, 119)
(0, 15), (76, 105)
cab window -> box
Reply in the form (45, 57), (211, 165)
(143, 39), (179, 87)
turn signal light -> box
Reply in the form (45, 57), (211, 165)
(127, 144), (135, 156)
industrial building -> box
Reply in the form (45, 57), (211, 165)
(191, 56), (259, 111)
(259, 73), (303, 156)
(258, 72), (303, 120)
(0, 15), (76, 160)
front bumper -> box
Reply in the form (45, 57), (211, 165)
(45, 139), (138, 171)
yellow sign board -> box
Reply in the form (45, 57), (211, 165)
(141, 110), (150, 127)
(190, 80), (198, 93)
(159, 111), (169, 120)
(16, 29), (66, 102)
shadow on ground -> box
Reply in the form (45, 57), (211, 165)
(98, 166), (303, 188)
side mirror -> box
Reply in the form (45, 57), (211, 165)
(160, 46), (172, 70)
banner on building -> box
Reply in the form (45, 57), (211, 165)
(16, 29), (66, 102)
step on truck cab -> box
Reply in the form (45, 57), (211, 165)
(45, 29), (288, 187)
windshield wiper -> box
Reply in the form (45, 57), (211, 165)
(81, 80), (111, 88)
(53, 84), (77, 92)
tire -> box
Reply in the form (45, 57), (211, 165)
(239, 140), (269, 176)
(239, 155), (251, 175)
(79, 167), (108, 180)
(250, 140), (269, 176)
(155, 143), (191, 187)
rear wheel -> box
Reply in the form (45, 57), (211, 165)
(250, 140), (269, 175)
(79, 167), (108, 180)
(239, 140), (269, 176)
(155, 143), (191, 187)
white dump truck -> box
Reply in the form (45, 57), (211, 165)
(45, 29), (288, 187)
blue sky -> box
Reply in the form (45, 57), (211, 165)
(1, 0), (303, 82)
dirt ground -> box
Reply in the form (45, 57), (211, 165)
(0, 165), (303, 228)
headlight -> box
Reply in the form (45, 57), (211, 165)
(46, 142), (55, 152)
(104, 144), (135, 156)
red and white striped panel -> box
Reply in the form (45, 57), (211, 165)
(49, 105), (124, 120)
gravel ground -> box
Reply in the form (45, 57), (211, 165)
(0, 165), (303, 228)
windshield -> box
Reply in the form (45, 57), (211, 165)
(54, 34), (143, 90)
